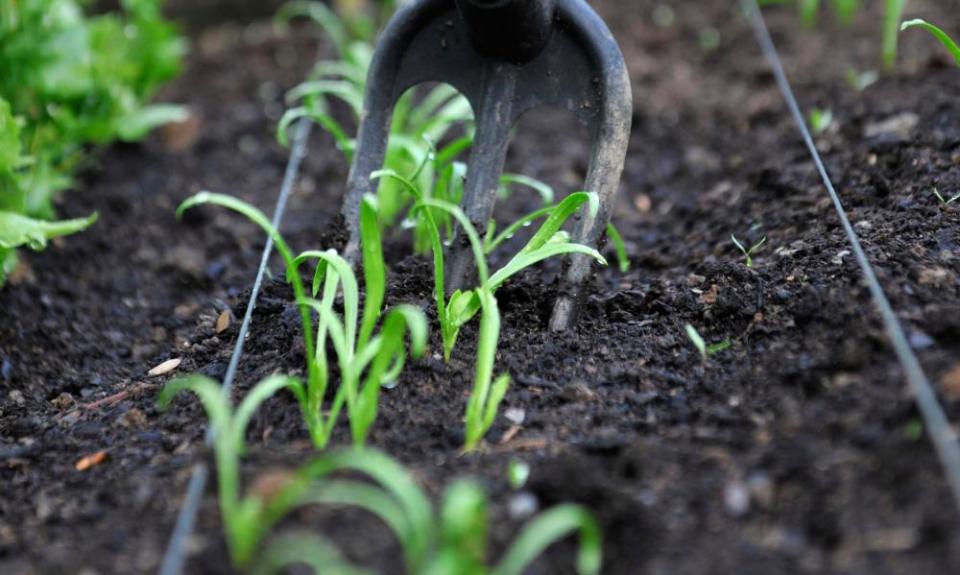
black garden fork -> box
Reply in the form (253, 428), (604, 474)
(340, 0), (632, 331)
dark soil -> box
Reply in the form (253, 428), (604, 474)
(3, 1), (960, 574)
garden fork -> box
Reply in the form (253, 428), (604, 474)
(340, 0), (632, 331)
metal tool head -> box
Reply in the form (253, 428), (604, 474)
(340, 0), (632, 331)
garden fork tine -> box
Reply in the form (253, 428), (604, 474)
(340, 0), (631, 331)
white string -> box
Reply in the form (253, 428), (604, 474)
(742, 0), (960, 512)
(158, 117), (313, 575)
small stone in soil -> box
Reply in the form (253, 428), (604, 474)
(504, 408), (526, 425)
(724, 480), (750, 517)
(508, 492), (539, 520)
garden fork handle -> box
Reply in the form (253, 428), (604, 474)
(454, 0), (557, 63)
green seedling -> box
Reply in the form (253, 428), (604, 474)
(254, 532), (373, 575)
(685, 324), (731, 361)
(933, 188), (960, 206)
(901, 19), (960, 66)
(731, 234), (766, 268)
(374, 170), (606, 361)
(157, 374), (305, 567)
(845, 68), (879, 92)
(264, 449), (602, 575)
(808, 107), (834, 135)
(882, 0), (907, 69)
(508, 460), (531, 489)
(177, 192), (426, 449)
(757, 0), (905, 68)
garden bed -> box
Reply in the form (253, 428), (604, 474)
(2, 0), (960, 573)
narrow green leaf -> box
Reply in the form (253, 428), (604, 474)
(495, 505), (602, 575)
(901, 19), (960, 66)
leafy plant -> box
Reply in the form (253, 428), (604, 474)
(507, 460), (531, 489)
(0, 0), (185, 285)
(160, 377), (602, 573)
(731, 234), (766, 268)
(265, 450), (603, 575)
(177, 192), (427, 449)
(157, 374), (305, 567)
(374, 170), (606, 362)
(808, 107), (834, 134)
(901, 19), (960, 66)
(684, 324), (731, 361)
(933, 188), (960, 206)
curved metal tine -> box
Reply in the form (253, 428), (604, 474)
(444, 66), (516, 293)
(340, 0), (440, 262)
(548, 1), (632, 332)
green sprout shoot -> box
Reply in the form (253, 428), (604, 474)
(254, 532), (372, 575)
(157, 374), (305, 567)
(845, 68), (879, 92)
(177, 192), (426, 449)
(901, 19), (960, 66)
(508, 460), (531, 489)
(882, 0), (907, 69)
(808, 107), (833, 135)
(757, 0), (905, 68)
(265, 450), (602, 575)
(933, 188), (960, 206)
(373, 170), (606, 362)
(731, 234), (766, 268)
(606, 223), (631, 273)
(685, 324), (731, 361)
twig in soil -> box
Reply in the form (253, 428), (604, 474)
(743, 0), (960, 513)
(80, 383), (157, 411)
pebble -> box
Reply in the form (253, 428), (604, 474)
(724, 480), (751, 517)
(908, 330), (935, 350)
(504, 408), (526, 425)
(8, 390), (25, 406)
(508, 492), (539, 520)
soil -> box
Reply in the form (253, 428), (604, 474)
(3, 1), (960, 574)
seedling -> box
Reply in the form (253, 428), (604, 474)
(901, 19), (960, 66)
(845, 68), (879, 92)
(508, 460), (531, 489)
(685, 324), (731, 361)
(808, 107), (834, 134)
(177, 192), (427, 449)
(268, 450), (603, 575)
(756, 0), (906, 68)
(157, 374), (305, 567)
(254, 532), (373, 575)
(374, 170), (606, 362)
(933, 188), (960, 206)
(882, 0), (907, 69)
(731, 234), (767, 268)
